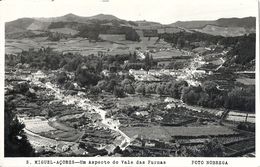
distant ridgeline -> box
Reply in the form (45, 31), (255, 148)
(5, 14), (256, 40)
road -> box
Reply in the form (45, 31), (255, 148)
(30, 71), (131, 149)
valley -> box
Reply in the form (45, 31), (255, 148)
(4, 14), (255, 157)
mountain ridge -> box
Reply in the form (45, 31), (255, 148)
(5, 13), (256, 37)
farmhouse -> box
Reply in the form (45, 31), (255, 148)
(129, 69), (147, 75)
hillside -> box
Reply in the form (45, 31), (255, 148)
(5, 18), (35, 34)
(170, 20), (214, 29)
(5, 14), (256, 39)
(170, 17), (256, 29)
(194, 25), (255, 37)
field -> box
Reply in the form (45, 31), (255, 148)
(48, 120), (75, 131)
(236, 77), (255, 85)
(194, 25), (255, 37)
(35, 119), (84, 142)
(40, 130), (83, 142)
(115, 95), (163, 108)
(121, 125), (237, 141)
(21, 116), (56, 134)
(5, 37), (136, 56)
(152, 50), (182, 59)
(49, 28), (79, 35)
(5, 37), (183, 57)
(227, 111), (255, 123)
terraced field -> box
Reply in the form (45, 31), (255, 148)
(121, 125), (237, 141)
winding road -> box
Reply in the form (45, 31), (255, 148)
(29, 71), (131, 150)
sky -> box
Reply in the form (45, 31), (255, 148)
(0, 0), (258, 24)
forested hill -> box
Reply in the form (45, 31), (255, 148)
(6, 14), (256, 39)
(170, 17), (256, 29)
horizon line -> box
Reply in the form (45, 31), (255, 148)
(6, 13), (256, 24)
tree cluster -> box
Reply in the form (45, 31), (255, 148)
(182, 81), (255, 112)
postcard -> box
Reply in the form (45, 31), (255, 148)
(0, 0), (258, 166)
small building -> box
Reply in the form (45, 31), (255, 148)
(101, 69), (110, 77)
(129, 68), (147, 75)
(144, 141), (156, 147)
(131, 139), (143, 147)
(134, 111), (149, 117)
(104, 144), (116, 154)
(33, 70), (45, 79)
(56, 144), (70, 152)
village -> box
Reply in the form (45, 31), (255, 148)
(5, 48), (255, 156)
(4, 10), (256, 157)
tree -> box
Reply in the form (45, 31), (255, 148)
(177, 37), (185, 49)
(170, 81), (188, 99)
(106, 79), (118, 92)
(56, 72), (67, 85)
(225, 87), (255, 112)
(64, 82), (75, 90)
(96, 80), (108, 90)
(202, 81), (219, 97)
(89, 86), (101, 95)
(196, 138), (224, 157)
(136, 83), (146, 96)
(113, 86), (125, 98)
(121, 79), (132, 86)
(182, 87), (200, 105)
(76, 66), (100, 87)
(5, 100), (35, 157)
(145, 83), (156, 95)
(144, 54), (152, 70)
(15, 82), (29, 94)
(156, 84), (165, 96)
(129, 52), (137, 63)
(123, 84), (135, 94)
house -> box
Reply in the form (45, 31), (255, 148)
(148, 70), (162, 76)
(134, 111), (149, 117)
(136, 50), (146, 59)
(165, 103), (177, 109)
(164, 97), (180, 103)
(129, 69), (147, 75)
(104, 144), (116, 154)
(131, 139), (143, 147)
(144, 141), (156, 147)
(154, 115), (163, 121)
(33, 70), (45, 79)
(56, 143), (70, 152)
(101, 69), (110, 77)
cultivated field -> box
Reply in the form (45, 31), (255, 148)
(121, 125), (237, 141)
(21, 116), (56, 134)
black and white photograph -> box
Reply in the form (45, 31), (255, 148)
(1, 0), (258, 163)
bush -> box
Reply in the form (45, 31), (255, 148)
(237, 122), (255, 132)
(113, 86), (125, 98)
(89, 86), (102, 95)
(123, 84), (135, 94)
(57, 72), (67, 85)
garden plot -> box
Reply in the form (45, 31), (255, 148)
(20, 116), (56, 134)
(40, 130), (83, 142)
(39, 119), (83, 142)
(152, 50), (187, 59)
(116, 95), (163, 108)
(226, 112), (255, 123)
(236, 77), (255, 85)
